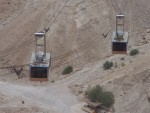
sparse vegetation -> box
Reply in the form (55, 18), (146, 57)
(51, 80), (55, 83)
(103, 61), (113, 70)
(86, 85), (115, 107)
(130, 49), (139, 56)
(62, 65), (73, 75)
(120, 57), (125, 60)
(121, 63), (125, 67)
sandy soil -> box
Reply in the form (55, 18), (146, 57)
(0, 80), (86, 113)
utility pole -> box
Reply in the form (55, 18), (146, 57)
(13, 65), (23, 78)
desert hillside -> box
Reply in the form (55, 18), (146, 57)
(1, 0), (150, 113)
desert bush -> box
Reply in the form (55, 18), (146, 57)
(103, 61), (113, 70)
(62, 65), (73, 75)
(98, 91), (114, 107)
(130, 49), (139, 56)
(86, 85), (115, 107)
(120, 57), (125, 60)
(86, 85), (103, 101)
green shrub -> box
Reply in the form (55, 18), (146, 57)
(86, 85), (115, 107)
(98, 91), (114, 107)
(62, 65), (73, 75)
(103, 61), (113, 70)
(130, 49), (139, 56)
(86, 85), (103, 101)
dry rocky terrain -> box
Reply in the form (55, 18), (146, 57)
(1, 0), (150, 113)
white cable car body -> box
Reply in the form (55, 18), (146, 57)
(112, 15), (129, 54)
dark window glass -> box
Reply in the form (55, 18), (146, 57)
(112, 42), (127, 51)
(30, 67), (48, 78)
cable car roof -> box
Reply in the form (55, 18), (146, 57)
(34, 32), (45, 37)
(116, 15), (124, 17)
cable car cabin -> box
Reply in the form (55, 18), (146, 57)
(30, 53), (50, 81)
(112, 31), (128, 54)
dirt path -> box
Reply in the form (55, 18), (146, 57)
(0, 81), (84, 113)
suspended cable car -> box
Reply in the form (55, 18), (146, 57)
(112, 14), (128, 54)
(30, 32), (51, 81)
